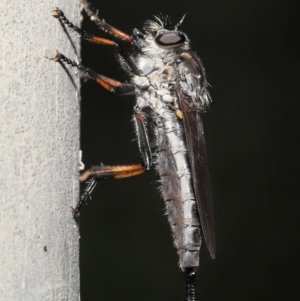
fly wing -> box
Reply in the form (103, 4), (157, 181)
(180, 95), (216, 259)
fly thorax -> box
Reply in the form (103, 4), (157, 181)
(134, 59), (178, 112)
(148, 66), (175, 88)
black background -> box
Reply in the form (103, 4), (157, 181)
(78, 0), (300, 300)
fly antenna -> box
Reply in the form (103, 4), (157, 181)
(174, 12), (188, 30)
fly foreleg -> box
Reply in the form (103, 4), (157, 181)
(73, 113), (152, 218)
(80, 1), (133, 43)
(51, 8), (140, 75)
(81, 1), (145, 63)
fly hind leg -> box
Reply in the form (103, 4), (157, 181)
(73, 164), (146, 218)
(73, 113), (152, 218)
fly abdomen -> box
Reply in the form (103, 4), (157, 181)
(156, 110), (202, 271)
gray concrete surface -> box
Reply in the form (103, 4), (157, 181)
(0, 1), (81, 300)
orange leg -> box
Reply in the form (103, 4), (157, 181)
(80, 164), (146, 182)
(53, 51), (135, 95)
(80, 0), (133, 43)
(72, 113), (152, 218)
(72, 164), (147, 218)
(51, 8), (140, 75)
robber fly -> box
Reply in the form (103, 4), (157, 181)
(51, 2), (215, 300)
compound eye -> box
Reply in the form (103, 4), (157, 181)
(155, 31), (186, 48)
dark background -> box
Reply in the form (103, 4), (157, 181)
(78, 0), (300, 300)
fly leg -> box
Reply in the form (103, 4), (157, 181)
(80, 0), (145, 60)
(72, 164), (146, 218)
(53, 51), (135, 95)
(80, 1), (133, 43)
(51, 8), (140, 75)
(73, 113), (152, 218)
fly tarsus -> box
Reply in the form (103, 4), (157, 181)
(51, 8), (87, 39)
(72, 177), (97, 220)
